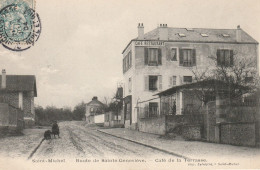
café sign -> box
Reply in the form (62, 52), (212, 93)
(134, 40), (164, 46)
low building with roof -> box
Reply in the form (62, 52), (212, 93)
(121, 23), (258, 130)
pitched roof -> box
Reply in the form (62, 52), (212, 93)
(0, 75), (37, 97)
(138, 27), (258, 43)
(122, 27), (258, 53)
(86, 99), (105, 107)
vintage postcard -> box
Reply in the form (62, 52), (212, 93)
(0, 0), (259, 169)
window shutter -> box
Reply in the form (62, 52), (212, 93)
(122, 58), (124, 73)
(192, 49), (196, 66)
(144, 48), (148, 65)
(167, 48), (170, 60)
(173, 76), (177, 85)
(158, 75), (162, 90)
(123, 58), (125, 73)
(144, 76), (149, 91)
(179, 76), (183, 85)
(230, 50), (234, 66)
(129, 52), (132, 67)
(179, 49), (183, 65)
(158, 48), (162, 65)
(217, 49), (220, 65)
(169, 76), (173, 87)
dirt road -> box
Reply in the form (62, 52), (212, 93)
(32, 121), (174, 159)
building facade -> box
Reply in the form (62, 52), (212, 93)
(122, 23), (258, 129)
(0, 69), (37, 127)
(85, 96), (105, 124)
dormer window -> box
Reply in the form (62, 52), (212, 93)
(186, 28), (194, 31)
(178, 33), (186, 37)
(201, 33), (208, 37)
(222, 34), (230, 37)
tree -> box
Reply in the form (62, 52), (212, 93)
(189, 52), (259, 106)
(73, 101), (86, 120)
(35, 105), (73, 125)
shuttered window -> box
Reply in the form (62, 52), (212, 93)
(144, 48), (162, 66)
(145, 75), (162, 91)
(217, 49), (234, 66)
(179, 49), (196, 67)
(170, 48), (177, 61)
(123, 51), (132, 73)
(149, 76), (158, 91)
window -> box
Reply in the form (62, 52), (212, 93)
(169, 76), (177, 87)
(178, 33), (186, 37)
(183, 76), (192, 83)
(217, 49), (233, 66)
(201, 33), (208, 37)
(145, 75), (162, 91)
(149, 76), (158, 91)
(90, 107), (94, 112)
(123, 51), (132, 73)
(128, 77), (132, 93)
(149, 102), (158, 117)
(222, 34), (230, 37)
(170, 48), (177, 61)
(179, 49), (196, 67)
(186, 28), (194, 31)
(144, 48), (162, 66)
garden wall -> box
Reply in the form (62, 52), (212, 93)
(138, 116), (166, 135)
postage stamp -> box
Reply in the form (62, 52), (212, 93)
(0, 0), (41, 51)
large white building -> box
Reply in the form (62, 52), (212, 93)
(122, 23), (258, 130)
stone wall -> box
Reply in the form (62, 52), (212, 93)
(124, 120), (131, 129)
(138, 116), (166, 135)
(1, 91), (34, 124)
(0, 103), (24, 133)
(220, 122), (256, 146)
(204, 99), (258, 146)
(8, 105), (24, 130)
(23, 92), (34, 118)
(3, 92), (19, 108)
(182, 125), (202, 140)
(166, 114), (204, 133)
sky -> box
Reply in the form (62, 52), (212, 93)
(0, 0), (259, 108)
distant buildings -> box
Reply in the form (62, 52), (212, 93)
(122, 23), (258, 129)
(0, 69), (37, 129)
(85, 96), (105, 124)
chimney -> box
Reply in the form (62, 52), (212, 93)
(159, 23), (168, 40)
(1, 69), (6, 89)
(137, 23), (144, 40)
(92, 96), (98, 101)
(236, 25), (241, 42)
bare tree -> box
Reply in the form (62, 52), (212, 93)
(190, 51), (259, 105)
